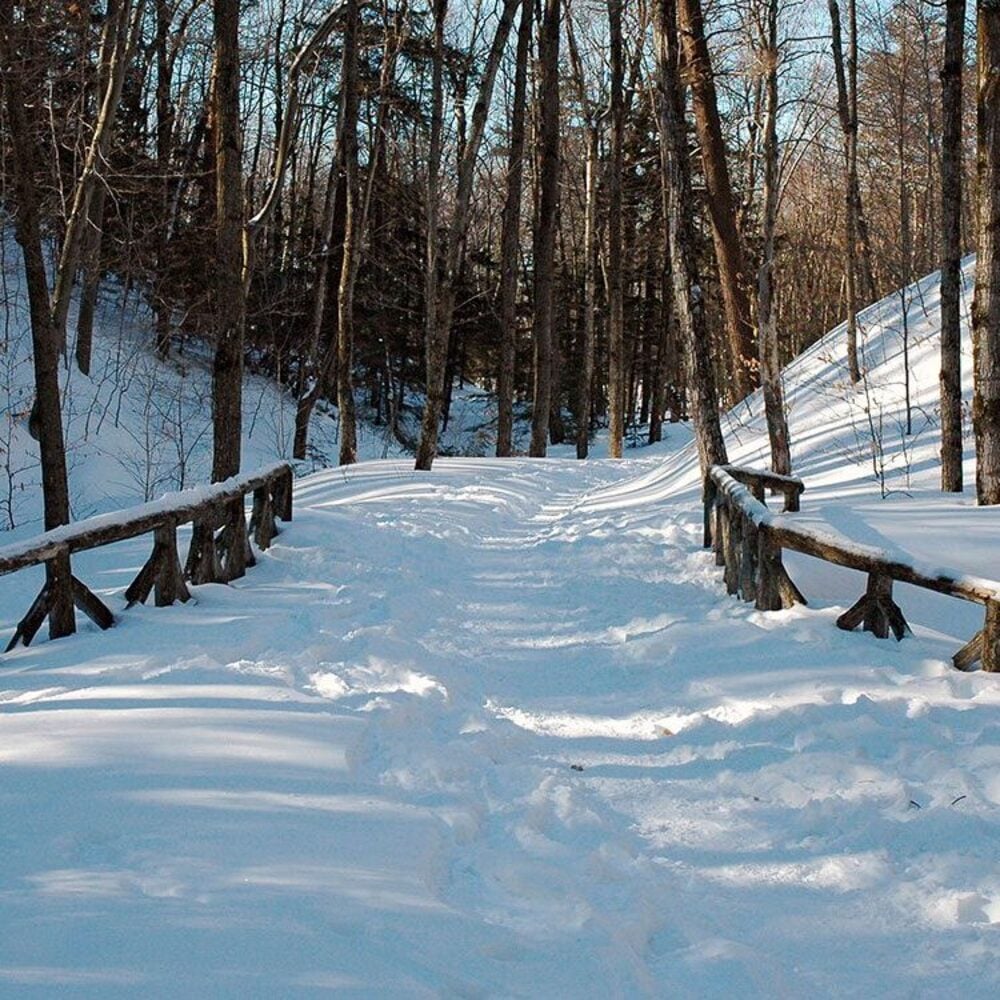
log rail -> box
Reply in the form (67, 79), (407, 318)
(0, 462), (293, 654)
(705, 464), (1000, 671)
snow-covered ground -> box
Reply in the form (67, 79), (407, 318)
(2, 256), (999, 996)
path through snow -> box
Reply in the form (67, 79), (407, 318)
(2, 455), (999, 997)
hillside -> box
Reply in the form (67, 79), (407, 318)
(0, 259), (998, 997)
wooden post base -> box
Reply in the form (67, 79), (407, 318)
(6, 574), (113, 652)
(836, 573), (910, 641)
(127, 521), (191, 607)
(953, 599), (1000, 671)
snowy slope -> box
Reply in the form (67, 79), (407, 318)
(0, 241), (410, 532)
(1, 259), (999, 996)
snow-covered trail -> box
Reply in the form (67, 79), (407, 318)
(2, 455), (999, 998)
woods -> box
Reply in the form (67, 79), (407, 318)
(0, 0), (996, 500)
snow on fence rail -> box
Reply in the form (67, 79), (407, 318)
(704, 464), (1000, 672)
(0, 462), (293, 654)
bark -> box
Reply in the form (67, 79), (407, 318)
(756, 0), (791, 476)
(336, 0), (361, 466)
(941, 0), (966, 492)
(415, 0), (447, 470)
(576, 126), (599, 458)
(210, 0), (246, 486)
(607, 0), (625, 457)
(293, 165), (346, 459)
(74, 183), (108, 376)
(0, 3), (72, 534)
(496, 0), (532, 458)
(829, 0), (862, 383)
(153, 0), (175, 358)
(566, 12), (597, 459)
(529, 0), (560, 458)
(654, 0), (727, 475)
(974, 0), (1000, 504)
(677, 0), (756, 401)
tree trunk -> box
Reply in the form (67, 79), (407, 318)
(576, 125), (599, 459)
(941, 0), (966, 492)
(497, 0), (532, 458)
(607, 0), (625, 457)
(829, 0), (862, 384)
(756, 0), (791, 476)
(292, 164), (345, 460)
(415, 0), (447, 471)
(210, 0), (245, 486)
(74, 184), (108, 376)
(529, 0), (560, 458)
(974, 0), (1000, 504)
(0, 4), (72, 535)
(654, 0), (727, 475)
(677, 0), (756, 402)
(336, 0), (361, 466)
(566, 14), (597, 459)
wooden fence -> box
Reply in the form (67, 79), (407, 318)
(705, 464), (1000, 672)
(0, 462), (293, 654)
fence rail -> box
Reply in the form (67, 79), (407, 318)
(705, 464), (1000, 672)
(0, 462), (293, 654)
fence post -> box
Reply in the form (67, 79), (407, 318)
(47, 545), (76, 640)
(982, 599), (1000, 672)
(154, 520), (190, 606)
(723, 509), (741, 596)
(250, 486), (276, 549)
(701, 469), (718, 549)
(739, 513), (758, 603)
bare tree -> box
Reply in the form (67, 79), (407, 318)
(0, 0), (75, 637)
(210, 0), (245, 487)
(335, 0), (361, 465)
(607, 0), (625, 457)
(940, 0), (966, 492)
(528, 0), (561, 458)
(497, 0), (532, 458)
(677, 0), (757, 402)
(654, 0), (728, 475)
(754, 0), (791, 475)
(974, 0), (1000, 504)
(566, 7), (599, 460)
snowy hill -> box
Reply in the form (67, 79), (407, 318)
(1, 259), (999, 996)
(0, 243), (414, 532)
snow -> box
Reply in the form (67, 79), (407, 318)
(1, 253), (999, 995)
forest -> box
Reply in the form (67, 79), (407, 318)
(1, 0), (995, 518)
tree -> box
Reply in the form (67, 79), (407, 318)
(336, 0), (361, 466)
(973, 0), (1000, 504)
(528, 0), (561, 459)
(677, 0), (757, 402)
(940, 0), (966, 492)
(210, 0), (245, 486)
(828, 0), (871, 385)
(654, 0), (728, 475)
(0, 0), (75, 637)
(566, 7), (599, 460)
(607, 0), (625, 457)
(754, 0), (791, 475)
(496, 0), (532, 458)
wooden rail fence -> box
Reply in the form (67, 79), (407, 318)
(705, 464), (1000, 672)
(0, 462), (293, 654)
